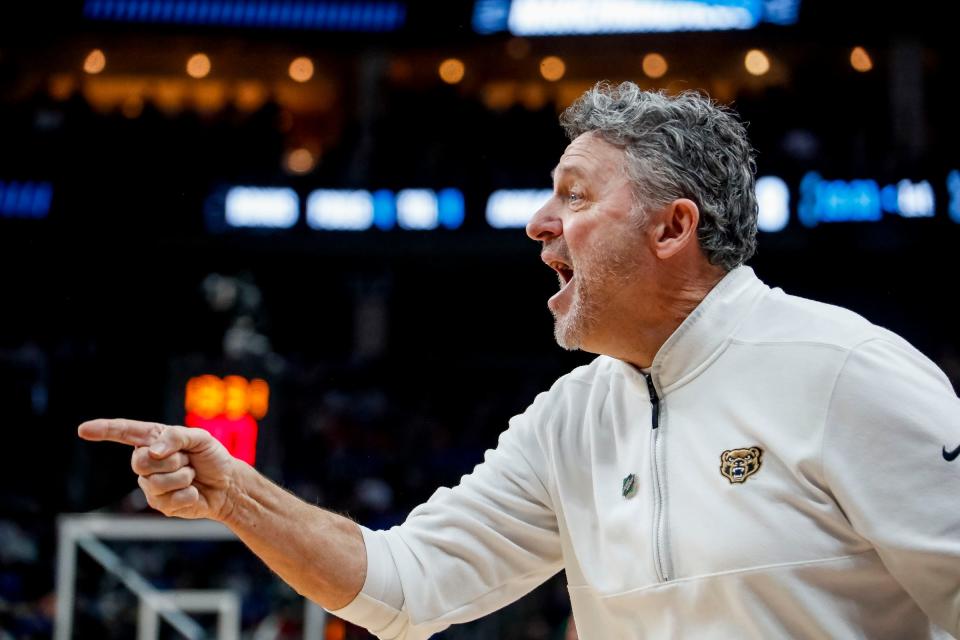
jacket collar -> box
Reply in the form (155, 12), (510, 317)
(644, 265), (769, 392)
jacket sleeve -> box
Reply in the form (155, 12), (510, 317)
(822, 337), (960, 635)
(328, 391), (564, 639)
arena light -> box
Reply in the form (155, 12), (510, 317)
(506, 0), (760, 35)
(225, 187), (299, 229)
(798, 173), (880, 227)
(539, 56), (566, 81)
(83, 0), (407, 31)
(396, 189), (439, 230)
(186, 53), (211, 79)
(373, 189), (396, 230)
(285, 148), (316, 175)
(83, 49), (106, 74)
(642, 53), (668, 79)
(438, 58), (466, 84)
(306, 189), (375, 230)
(473, 0), (799, 34)
(486, 189), (552, 229)
(184, 374), (269, 465)
(289, 57), (315, 83)
(755, 176), (789, 232)
(850, 46), (873, 73)
(301, 188), (462, 231)
(761, 0), (800, 25)
(948, 171), (960, 223)
(437, 188), (466, 229)
(880, 180), (935, 219)
(473, 0), (512, 33)
(744, 49), (770, 76)
(0, 180), (53, 219)
(801, 173), (938, 227)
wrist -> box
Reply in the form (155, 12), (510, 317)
(218, 458), (252, 527)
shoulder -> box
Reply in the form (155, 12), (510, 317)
(728, 279), (953, 403)
(556, 355), (623, 389)
(834, 336), (954, 401)
(514, 356), (622, 433)
(536, 356), (622, 405)
(734, 285), (903, 353)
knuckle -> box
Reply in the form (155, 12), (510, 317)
(167, 490), (187, 510)
(162, 468), (193, 491)
(170, 425), (191, 447)
(137, 475), (154, 496)
(130, 449), (145, 473)
(180, 487), (199, 506)
(177, 468), (196, 488)
(133, 449), (160, 474)
(149, 497), (173, 516)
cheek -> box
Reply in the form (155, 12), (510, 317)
(561, 217), (597, 251)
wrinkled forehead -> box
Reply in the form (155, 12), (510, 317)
(552, 132), (628, 182)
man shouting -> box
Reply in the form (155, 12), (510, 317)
(80, 82), (960, 639)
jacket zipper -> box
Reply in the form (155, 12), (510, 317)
(642, 371), (669, 582)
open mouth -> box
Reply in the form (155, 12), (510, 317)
(548, 259), (575, 289)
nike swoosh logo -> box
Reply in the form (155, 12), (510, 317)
(943, 445), (960, 461)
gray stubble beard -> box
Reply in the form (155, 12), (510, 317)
(550, 231), (641, 352)
(552, 280), (596, 350)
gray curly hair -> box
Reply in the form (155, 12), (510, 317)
(560, 82), (758, 271)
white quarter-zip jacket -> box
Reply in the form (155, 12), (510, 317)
(329, 265), (960, 639)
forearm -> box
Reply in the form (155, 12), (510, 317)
(221, 460), (367, 610)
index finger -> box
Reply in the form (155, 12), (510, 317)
(78, 419), (166, 447)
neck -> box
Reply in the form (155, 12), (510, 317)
(599, 262), (727, 369)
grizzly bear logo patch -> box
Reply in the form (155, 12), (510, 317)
(720, 447), (763, 484)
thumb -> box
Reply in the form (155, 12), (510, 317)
(148, 425), (211, 459)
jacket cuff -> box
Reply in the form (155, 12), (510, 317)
(326, 525), (406, 635)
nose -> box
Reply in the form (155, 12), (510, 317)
(525, 198), (562, 242)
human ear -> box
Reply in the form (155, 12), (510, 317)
(653, 198), (700, 260)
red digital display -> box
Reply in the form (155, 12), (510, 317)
(184, 375), (269, 465)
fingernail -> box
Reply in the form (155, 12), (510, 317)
(150, 443), (168, 456)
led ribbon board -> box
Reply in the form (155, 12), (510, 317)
(83, 0), (407, 31)
(755, 176), (790, 232)
(485, 189), (552, 229)
(184, 375), (269, 465)
(225, 187), (299, 229)
(306, 188), (464, 231)
(212, 171), (957, 236)
(472, 0), (800, 35)
(799, 172), (936, 227)
(0, 181), (53, 219)
(948, 170), (960, 223)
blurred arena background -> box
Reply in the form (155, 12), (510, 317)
(0, 0), (957, 637)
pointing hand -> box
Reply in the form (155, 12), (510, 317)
(78, 418), (239, 521)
